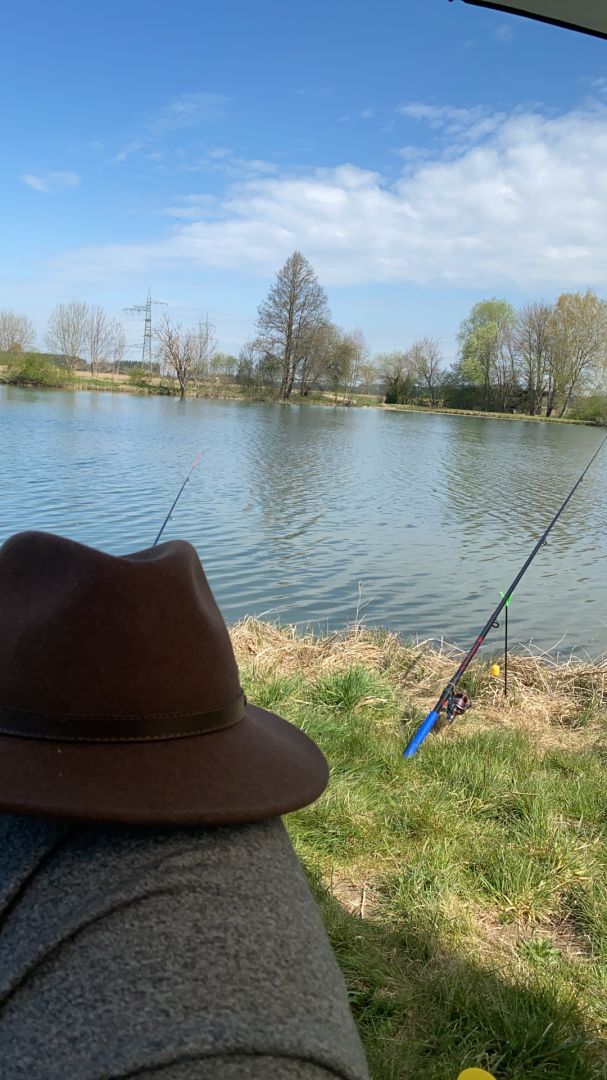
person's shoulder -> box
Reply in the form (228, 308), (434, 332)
(136, 1054), (361, 1079)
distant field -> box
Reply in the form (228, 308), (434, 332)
(233, 619), (607, 1080)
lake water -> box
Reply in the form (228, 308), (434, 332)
(2, 386), (606, 658)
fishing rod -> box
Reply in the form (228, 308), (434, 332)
(153, 452), (203, 546)
(403, 433), (607, 759)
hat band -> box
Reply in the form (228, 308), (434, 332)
(0, 693), (246, 743)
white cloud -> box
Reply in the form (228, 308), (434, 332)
(147, 92), (227, 135)
(360, 108), (374, 119)
(52, 103), (607, 292)
(162, 193), (221, 218)
(110, 140), (145, 163)
(495, 24), (514, 43)
(22, 174), (50, 192)
(108, 93), (228, 164)
(51, 171), (81, 188)
(21, 170), (80, 193)
(398, 102), (507, 143)
(183, 151), (279, 180)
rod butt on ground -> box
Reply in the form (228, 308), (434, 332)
(403, 710), (439, 758)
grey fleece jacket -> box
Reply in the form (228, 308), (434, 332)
(0, 815), (370, 1080)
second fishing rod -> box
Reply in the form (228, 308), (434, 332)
(404, 433), (607, 759)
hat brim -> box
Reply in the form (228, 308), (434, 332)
(0, 704), (329, 826)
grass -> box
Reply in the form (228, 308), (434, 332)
(232, 619), (607, 1079)
(382, 403), (592, 425)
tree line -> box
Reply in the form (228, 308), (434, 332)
(1, 252), (606, 417)
(452, 295), (607, 418)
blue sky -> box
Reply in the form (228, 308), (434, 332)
(2, 0), (606, 363)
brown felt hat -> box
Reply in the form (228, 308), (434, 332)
(0, 531), (329, 825)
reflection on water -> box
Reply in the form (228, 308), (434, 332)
(2, 386), (606, 657)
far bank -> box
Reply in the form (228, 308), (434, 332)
(0, 363), (600, 426)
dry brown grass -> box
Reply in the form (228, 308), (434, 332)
(231, 617), (607, 751)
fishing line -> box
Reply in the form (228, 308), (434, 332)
(153, 452), (203, 546)
(404, 433), (607, 759)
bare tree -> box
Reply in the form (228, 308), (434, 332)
(108, 319), (126, 378)
(0, 310), (36, 355)
(256, 251), (329, 401)
(155, 316), (216, 397)
(86, 306), (114, 377)
(410, 337), (442, 406)
(358, 362), (379, 392)
(299, 321), (338, 396)
(491, 327), (519, 412)
(46, 300), (89, 376)
(194, 315), (217, 382)
(323, 330), (357, 404)
(156, 317), (195, 397)
(342, 327), (369, 400)
(512, 302), (553, 415)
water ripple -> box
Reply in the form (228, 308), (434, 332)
(2, 388), (606, 657)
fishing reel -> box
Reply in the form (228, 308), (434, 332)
(445, 690), (471, 725)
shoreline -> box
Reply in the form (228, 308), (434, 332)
(0, 372), (598, 426)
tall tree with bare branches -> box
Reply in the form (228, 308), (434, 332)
(86, 306), (115, 377)
(194, 315), (217, 382)
(46, 300), (89, 376)
(0, 310), (36, 355)
(256, 251), (329, 401)
(512, 302), (553, 415)
(108, 319), (126, 377)
(156, 315), (216, 397)
(410, 337), (442, 406)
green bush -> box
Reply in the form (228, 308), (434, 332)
(6, 352), (60, 387)
(569, 395), (607, 426)
(128, 364), (147, 386)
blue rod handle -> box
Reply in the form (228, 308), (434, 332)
(403, 710), (439, 759)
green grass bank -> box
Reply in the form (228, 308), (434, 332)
(232, 619), (607, 1080)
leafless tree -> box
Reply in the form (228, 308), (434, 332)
(155, 317), (196, 396)
(256, 251), (329, 401)
(299, 321), (338, 396)
(155, 315), (217, 397)
(410, 337), (442, 405)
(342, 327), (369, 400)
(46, 300), (89, 376)
(0, 310), (36, 355)
(323, 330), (358, 404)
(86, 305), (115, 377)
(512, 302), (553, 415)
(491, 328), (519, 412)
(108, 319), (126, 378)
(357, 362), (379, 391)
(194, 315), (217, 382)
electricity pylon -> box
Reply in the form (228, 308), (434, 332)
(124, 288), (167, 374)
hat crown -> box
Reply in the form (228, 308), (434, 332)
(0, 532), (241, 721)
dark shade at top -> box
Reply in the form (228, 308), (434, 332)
(461, 0), (607, 40)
